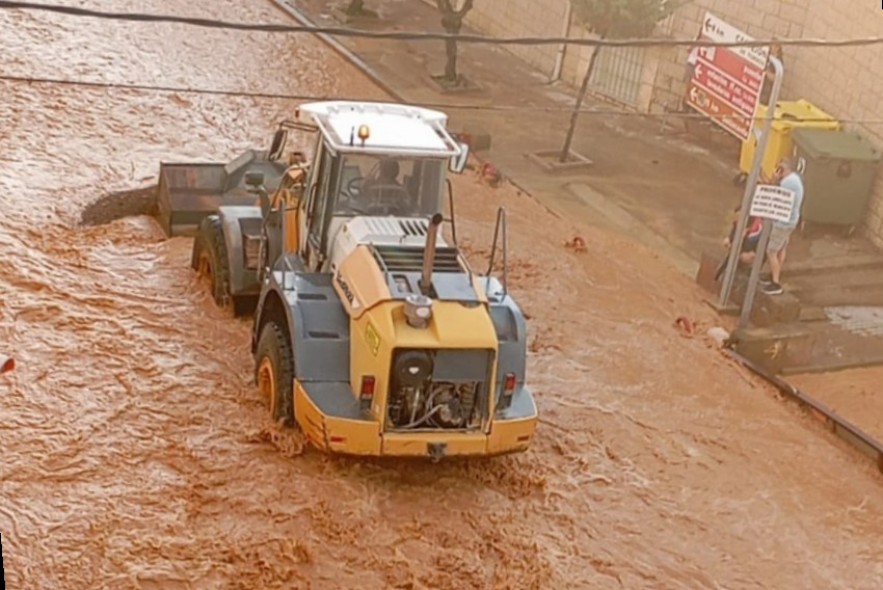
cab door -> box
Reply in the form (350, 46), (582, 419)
(277, 168), (305, 254)
(300, 138), (323, 261)
(303, 141), (336, 271)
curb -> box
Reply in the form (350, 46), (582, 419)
(727, 349), (883, 475)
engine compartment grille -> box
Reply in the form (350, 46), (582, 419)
(372, 245), (463, 274)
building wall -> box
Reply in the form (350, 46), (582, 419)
(468, 0), (664, 107)
(790, 0), (883, 244)
(466, 0), (570, 79)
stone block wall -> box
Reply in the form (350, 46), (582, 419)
(466, 0), (570, 79)
(788, 0), (883, 244)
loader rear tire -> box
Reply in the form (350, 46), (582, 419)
(193, 215), (232, 309)
(254, 322), (295, 427)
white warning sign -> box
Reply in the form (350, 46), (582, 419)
(750, 185), (796, 223)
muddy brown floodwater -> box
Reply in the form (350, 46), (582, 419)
(791, 368), (883, 443)
(2, 1), (883, 589)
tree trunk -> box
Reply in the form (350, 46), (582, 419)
(444, 35), (459, 83)
(436, 0), (473, 85)
(560, 43), (603, 163)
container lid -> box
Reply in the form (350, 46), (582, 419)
(792, 128), (882, 162)
(776, 99), (837, 123)
(754, 101), (840, 133)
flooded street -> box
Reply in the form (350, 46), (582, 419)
(2, 1), (883, 588)
(791, 368), (883, 442)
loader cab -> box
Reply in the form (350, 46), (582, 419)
(296, 101), (469, 271)
(300, 144), (463, 271)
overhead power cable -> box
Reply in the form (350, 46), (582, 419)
(4, 73), (883, 126)
(3, 1), (883, 49)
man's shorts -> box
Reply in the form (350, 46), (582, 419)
(767, 223), (794, 253)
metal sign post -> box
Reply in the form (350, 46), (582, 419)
(738, 220), (772, 328)
(718, 55), (784, 308)
(738, 184), (797, 328)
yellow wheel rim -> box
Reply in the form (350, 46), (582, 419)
(257, 357), (277, 417)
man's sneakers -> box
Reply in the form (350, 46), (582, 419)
(759, 273), (787, 295)
(759, 272), (784, 295)
(762, 281), (784, 295)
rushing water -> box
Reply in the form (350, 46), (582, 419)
(2, 1), (883, 588)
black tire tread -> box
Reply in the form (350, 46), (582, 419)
(193, 215), (232, 308)
(255, 321), (295, 426)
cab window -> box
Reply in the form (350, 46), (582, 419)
(335, 155), (445, 217)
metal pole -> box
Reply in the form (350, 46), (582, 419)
(738, 218), (772, 328)
(718, 55), (784, 307)
(549, 0), (572, 83)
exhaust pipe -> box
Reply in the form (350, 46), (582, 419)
(420, 213), (444, 296)
(1, 356), (14, 374)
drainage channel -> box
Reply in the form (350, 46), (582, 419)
(728, 349), (883, 474)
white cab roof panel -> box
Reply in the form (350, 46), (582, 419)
(299, 101), (461, 157)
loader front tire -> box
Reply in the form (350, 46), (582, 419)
(255, 322), (295, 427)
(193, 215), (232, 309)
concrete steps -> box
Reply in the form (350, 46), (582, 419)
(786, 260), (883, 308)
(785, 253), (883, 277)
(699, 248), (883, 374)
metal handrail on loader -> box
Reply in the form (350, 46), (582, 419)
(445, 179), (458, 246)
(485, 207), (509, 299)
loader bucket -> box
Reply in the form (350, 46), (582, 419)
(155, 149), (289, 237)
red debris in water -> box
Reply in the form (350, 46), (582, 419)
(674, 316), (695, 337)
(480, 162), (502, 188)
(1, 356), (14, 374)
(564, 236), (587, 253)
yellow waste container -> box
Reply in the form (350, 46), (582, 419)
(737, 99), (840, 181)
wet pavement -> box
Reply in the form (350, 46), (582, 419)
(2, 1), (883, 588)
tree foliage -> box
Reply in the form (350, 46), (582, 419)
(345, 0), (377, 18)
(570, 0), (680, 38)
(345, 0), (365, 16)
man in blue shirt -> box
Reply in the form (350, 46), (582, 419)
(762, 157), (804, 295)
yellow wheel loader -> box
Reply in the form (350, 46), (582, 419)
(168, 101), (537, 460)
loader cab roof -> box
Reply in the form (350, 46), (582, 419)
(299, 101), (463, 159)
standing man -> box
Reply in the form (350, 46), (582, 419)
(762, 157), (804, 295)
